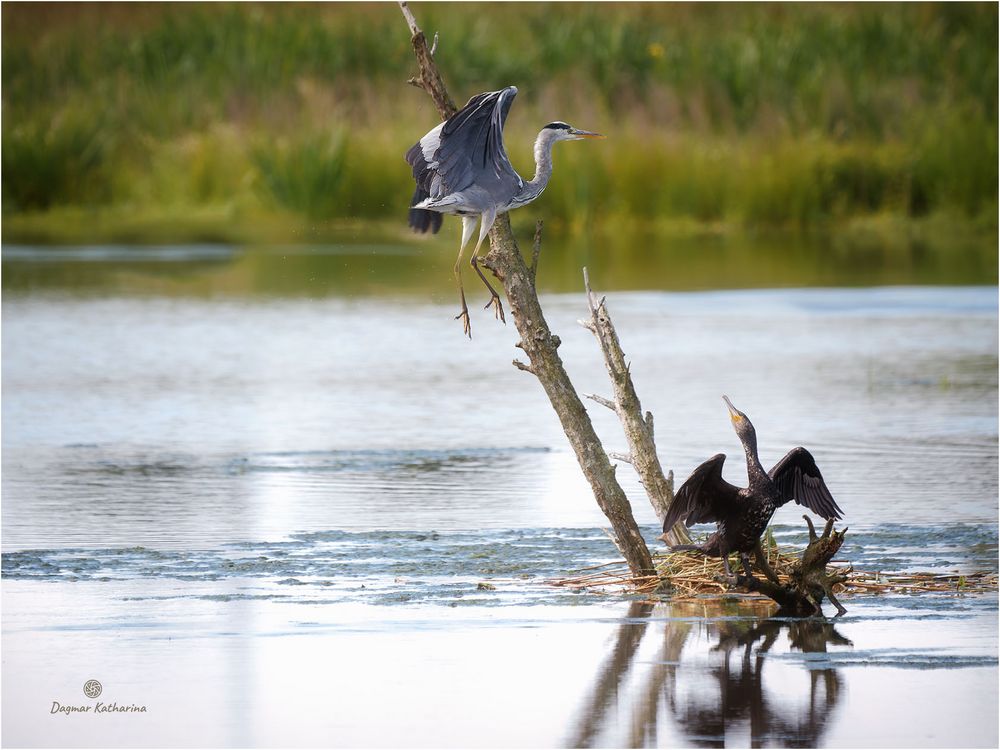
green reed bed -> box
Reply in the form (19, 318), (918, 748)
(3, 2), (996, 243)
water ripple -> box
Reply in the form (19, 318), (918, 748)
(3, 524), (995, 610)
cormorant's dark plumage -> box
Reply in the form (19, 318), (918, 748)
(660, 396), (843, 580)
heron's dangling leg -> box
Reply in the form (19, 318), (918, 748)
(453, 215), (478, 338)
(469, 207), (505, 324)
(740, 552), (756, 580)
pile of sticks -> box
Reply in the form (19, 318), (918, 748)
(548, 547), (998, 601)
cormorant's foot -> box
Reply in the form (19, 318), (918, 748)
(714, 573), (741, 589)
(483, 294), (506, 324)
(455, 307), (472, 339)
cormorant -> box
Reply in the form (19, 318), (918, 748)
(659, 395), (843, 582)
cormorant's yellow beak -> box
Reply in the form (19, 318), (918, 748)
(723, 394), (742, 423)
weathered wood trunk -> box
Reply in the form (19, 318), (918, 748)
(734, 517), (849, 616)
(481, 217), (655, 575)
(579, 270), (691, 546)
(398, 2), (655, 576)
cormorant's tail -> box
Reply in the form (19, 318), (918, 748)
(408, 186), (442, 234)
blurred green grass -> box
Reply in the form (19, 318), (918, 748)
(2, 2), (997, 245)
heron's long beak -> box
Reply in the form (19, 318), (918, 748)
(570, 128), (606, 139)
(723, 395), (740, 421)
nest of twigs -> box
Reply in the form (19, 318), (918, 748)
(548, 543), (998, 602)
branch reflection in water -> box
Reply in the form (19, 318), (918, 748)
(567, 600), (851, 747)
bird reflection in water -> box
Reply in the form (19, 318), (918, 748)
(567, 601), (851, 748)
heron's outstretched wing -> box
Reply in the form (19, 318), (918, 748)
(768, 447), (843, 520)
(405, 86), (520, 230)
(662, 453), (742, 533)
(436, 86), (519, 193)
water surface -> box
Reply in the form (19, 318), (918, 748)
(2, 244), (997, 747)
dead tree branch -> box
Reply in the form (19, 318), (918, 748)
(512, 359), (535, 375)
(398, 2), (456, 118)
(730, 517), (849, 616)
(399, 2), (655, 577)
(580, 268), (690, 546)
(585, 393), (618, 413)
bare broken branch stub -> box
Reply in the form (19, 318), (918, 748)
(585, 393), (618, 412)
(512, 359), (536, 375)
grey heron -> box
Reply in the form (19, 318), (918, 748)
(405, 86), (604, 337)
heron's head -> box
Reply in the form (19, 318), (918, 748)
(542, 121), (605, 142)
(723, 395), (756, 443)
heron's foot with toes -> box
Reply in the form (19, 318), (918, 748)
(484, 293), (506, 324)
(455, 307), (471, 338)
(455, 288), (472, 338)
(471, 255), (505, 324)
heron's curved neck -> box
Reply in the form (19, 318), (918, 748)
(517, 129), (560, 203)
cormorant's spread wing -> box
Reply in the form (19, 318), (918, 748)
(662, 453), (742, 534)
(768, 447), (843, 520)
(405, 86), (519, 231)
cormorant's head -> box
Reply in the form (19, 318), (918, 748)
(542, 121), (605, 142)
(723, 395), (756, 444)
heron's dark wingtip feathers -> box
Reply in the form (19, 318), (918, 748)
(408, 207), (442, 234)
(404, 141), (421, 169)
(406, 137), (437, 209)
(407, 186), (442, 234)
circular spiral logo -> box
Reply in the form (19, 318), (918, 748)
(83, 680), (102, 699)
